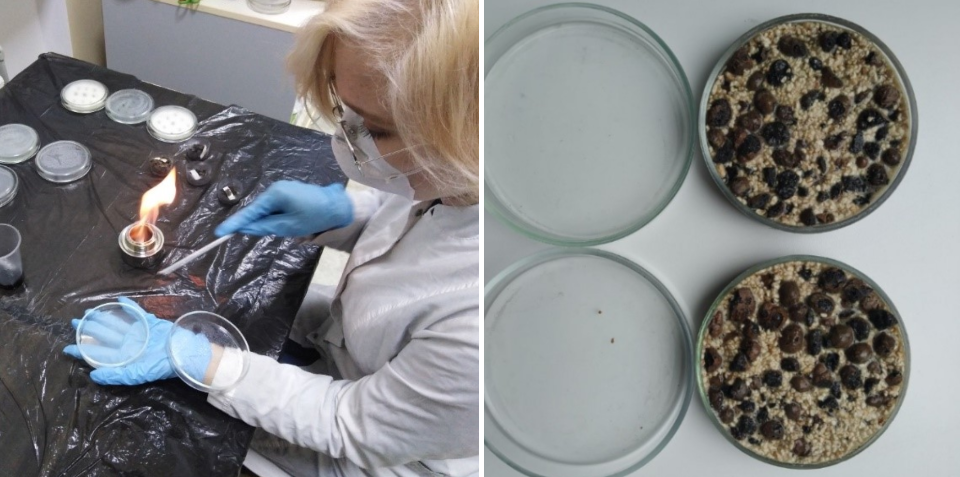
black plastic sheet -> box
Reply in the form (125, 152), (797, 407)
(0, 53), (344, 476)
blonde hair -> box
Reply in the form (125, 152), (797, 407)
(288, 0), (479, 202)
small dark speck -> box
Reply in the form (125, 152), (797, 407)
(610, 338), (615, 344)
(597, 309), (603, 315)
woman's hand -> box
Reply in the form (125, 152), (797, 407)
(63, 297), (212, 386)
(215, 181), (353, 237)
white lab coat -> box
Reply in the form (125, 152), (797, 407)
(207, 188), (479, 477)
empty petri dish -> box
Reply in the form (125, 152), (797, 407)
(167, 311), (250, 392)
(35, 140), (93, 183)
(0, 166), (18, 208)
(76, 302), (151, 368)
(61, 79), (109, 113)
(147, 105), (198, 143)
(485, 4), (695, 246)
(0, 124), (40, 164)
(485, 249), (692, 477)
(246, 0), (291, 14)
(106, 89), (155, 124)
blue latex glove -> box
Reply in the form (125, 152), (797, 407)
(63, 297), (212, 386)
(215, 181), (353, 237)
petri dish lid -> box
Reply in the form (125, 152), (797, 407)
(147, 105), (198, 143)
(485, 4), (695, 246)
(485, 249), (692, 477)
(35, 140), (93, 183)
(0, 124), (40, 164)
(167, 311), (250, 392)
(106, 89), (155, 124)
(0, 166), (18, 208)
(61, 79), (109, 113)
(76, 302), (151, 368)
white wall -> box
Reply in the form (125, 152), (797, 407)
(0, 0), (73, 79)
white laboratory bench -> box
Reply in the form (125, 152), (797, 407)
(484, 0), (960, 476)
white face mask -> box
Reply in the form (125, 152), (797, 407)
(331, 104), (417, 200)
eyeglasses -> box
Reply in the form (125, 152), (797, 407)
(328, 82), (421, 181)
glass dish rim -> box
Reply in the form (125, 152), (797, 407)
(0, 123), (40, 164)
(61, 79), (109, 113)
(167, 310), (251, 392)
(147, 105), (199, 142)
(484, 247), (694, 477)
(484, 2), (695, 247)
(75, 302), (152, 369)
(35, 140), (92, 183)
(106, 89), (156, 124)
(697, 13), (919, 234)
(694, 254), (911, 469)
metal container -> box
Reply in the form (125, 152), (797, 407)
(119, 222), (165, 269)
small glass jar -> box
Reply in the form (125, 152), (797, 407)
(246, 0), (291, 14)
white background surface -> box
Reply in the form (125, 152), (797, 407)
(484, 0), (960, 475)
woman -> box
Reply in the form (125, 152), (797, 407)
(63, 1), (479, 475)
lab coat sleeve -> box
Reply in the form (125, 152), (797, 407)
(311, 188), (385, 252)
(206, 308), (479, 469)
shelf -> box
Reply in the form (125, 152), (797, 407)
(147, 0), (324, 33)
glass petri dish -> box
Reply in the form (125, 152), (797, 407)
(485, 249), (692, 477)
(61, 79), (109, 113)
(696, 255), (910, 468)
(147, 105), (198, 143)
(106, 89), (155, 124)
(76, 302), (151, 368)
(485, 4), (694, 246)
(35, 140), (92, 183)
(0, 166), (18, 208)
(246, 0), (291, 14)
(699, 14), (917, 233)
(167, 311), (250, 392)
(0, 124), (40, 164)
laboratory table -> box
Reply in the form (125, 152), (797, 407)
(0, 53), (343, 476)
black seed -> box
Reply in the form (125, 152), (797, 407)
(819, 31), (839, 52)
(740, 400), (756, 413)
(889, 110), (901, 122)
(802, 425), (812, 434)
(748, 437), (760, 445)
(818, 396), (839, 412)
(874, 84), (901, 109)
(853, 195), (871, 206)
(754, 90), (777, 115)
(818, 267), (848, 292)
(821, 352), (840, 372)
(863, 378), (880, 394)
(776, 170), (800, 199)
(808, 293), (835, 314)
(876, 126), (889, 141)
(766, 201), (786, 218)
(855, 90), (871, 104)
(866, 163), (890, 186)
(828, 95), (851, 119)
(746, 71), (765, 91)
(848, 318), (871, 341)
(801, 90), (825, 110)
(864, 142), (881, 160)
(849, 131), (864, 154)
(737, 415), (757, 436)
(842, 175), (866, 193)
(748, 193), (772, 210)
(775, 105), (796, 125)
(816, 192), (829, 203)
(857, 109), (887, 130)
(830, 381), (842, 399)
(761, 121), (791, 147)
(781, 357), (800, 372)
(824, 133), (844, 150)
(757, 407), (770, 424)
(798, 187), (809, 197)
(766, 60), (793, 87)
(714, 143), (735, 163)
(763, 167), (778, 187)
(807, 329), (823, 356)
(730, 352), (750, 372)
(868, 309), (897, 330)
(820, 67), (844, 88)
(799, 268), (813, 280)
(882, 147), (901, 166)
(840, 365), (863, 389)
(837, 32), (852, 49)
(865, 51), (882, 66)
(829, 183), (843, 200)
(760, 419), (785, 440)
(707, 99), (733, 127)
(778, 36), (809, 57)
(726, 47), (754, 76)
(763, 370), (783, 388)
(737, 135), (763, 162)
(725, 377), (751, 400)
(817, 156), (828, 173)
(808, 57), (823, 70)
(800, 208), (818, 226)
